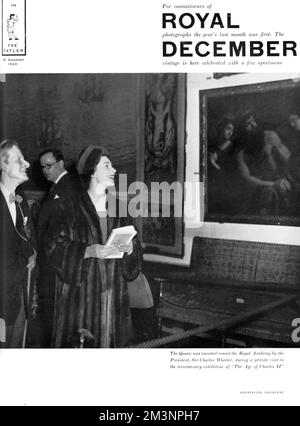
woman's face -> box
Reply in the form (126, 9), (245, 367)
(93, 155), (116, 188)
(223, 123), (234, 140)
(289, 114), (300, 132)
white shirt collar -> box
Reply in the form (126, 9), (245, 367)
(0, 182), (12, 199)
(54, 171), (68, 185)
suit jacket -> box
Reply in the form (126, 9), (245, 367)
(38, 173), (78, 243)
(0, 190), (35, 325)
(37, 173), (79, 304)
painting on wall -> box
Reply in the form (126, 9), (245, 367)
(137, 73), (186, 257)
(200, 78), (300, 226)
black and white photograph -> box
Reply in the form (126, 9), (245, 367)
(0, 0), (300, 409)
(202, 79), (300, 225)
(1, 72), (299, 352)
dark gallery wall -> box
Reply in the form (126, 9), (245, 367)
(1, 74), (140, 189)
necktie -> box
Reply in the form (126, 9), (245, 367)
(11, 196), (31, 240)
(49, 184), (56, 197)
(16, 203), (25, 233)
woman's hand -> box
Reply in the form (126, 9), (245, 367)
(84, 244), (117, 259)
(208, 152), (221, 170)
(115, 241), (133, 254)
(208, 151), (218, 162)
(273, 177), (291, 194)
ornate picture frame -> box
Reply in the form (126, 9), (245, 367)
(200, 78), (300, 226)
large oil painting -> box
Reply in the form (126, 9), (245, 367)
(200, 79), (300, 226)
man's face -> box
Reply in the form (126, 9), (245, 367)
(40, 152), (63, 183)
(289, 114), (300, 132)
(244, 115), (257, 133)
(3, 145), (29, 185)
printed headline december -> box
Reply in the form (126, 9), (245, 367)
(162, 11), (298, 58)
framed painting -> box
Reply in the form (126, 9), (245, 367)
(200, 78), (300, 226)
(136, 73), (186, 257)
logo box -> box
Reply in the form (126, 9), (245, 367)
(2, 0), (26, 56)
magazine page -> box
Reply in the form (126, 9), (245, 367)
(0, 0), (300, 408)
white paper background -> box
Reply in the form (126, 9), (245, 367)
(0, 0), (300, 406)
(0, 0), (299, 72)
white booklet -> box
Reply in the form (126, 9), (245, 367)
(104, 225), (137, 259)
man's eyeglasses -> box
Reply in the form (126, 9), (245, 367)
(41, 161), (58, 171)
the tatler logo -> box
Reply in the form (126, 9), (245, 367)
(2, 0), (26, 56)
(0, 318), (6, 343)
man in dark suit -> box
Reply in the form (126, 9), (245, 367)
(38, 149), (77, 347)
(0, 139), (36, 348)
(38, 149), (77, 236)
